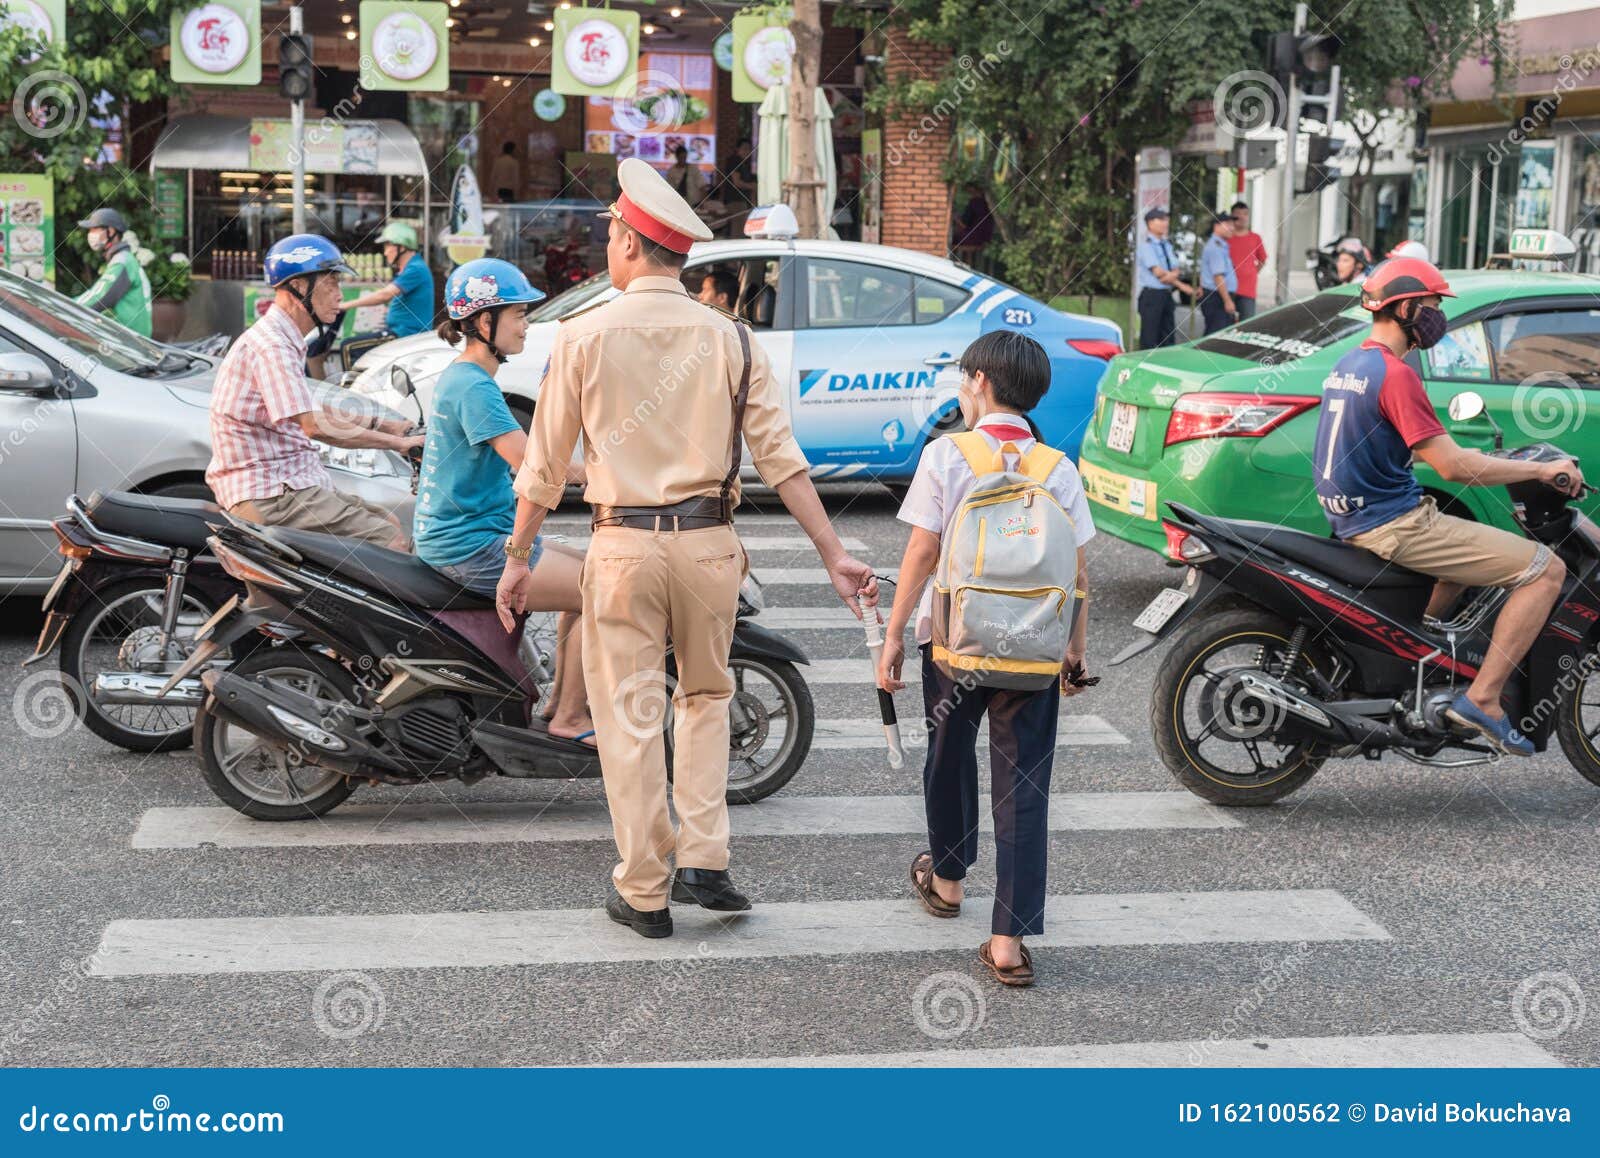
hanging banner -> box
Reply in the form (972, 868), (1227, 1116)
(154, 170), (186, 241)
(442, 165), (489, 265)
(732, 9), (793, 104)
(169, 1), (260, 86)
(1, 0), (63, 61)
(0, 173), (56, 284)
(248, 119), (381, 173)
(584, 52), (716, 172)
(360, 0), (449, 92)
(552, 7), (639, 99)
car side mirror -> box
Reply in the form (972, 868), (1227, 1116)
(1447, 391), (1485, 421)
(0, 351), (56, 395)
(390, 365), (415, 398)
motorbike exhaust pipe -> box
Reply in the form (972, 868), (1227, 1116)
(1233, 672), (1404, 748)
(92, 672), (206, 708)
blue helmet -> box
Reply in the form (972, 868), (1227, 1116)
(263, 234), (356, 287)
(445, 258), (545, 321)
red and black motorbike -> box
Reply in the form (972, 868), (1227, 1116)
(1116, 435), (1600, 805)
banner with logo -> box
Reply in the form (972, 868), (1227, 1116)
(248, 119), (381, 174)
(552, 7), (639, 99)
(732, 9), (793, 103)
(360, 0), (449, 92)
(0, 0), (64, 60)
(0, 173), (55, 284)
(583, 52), (715, 173)
(169, 1), (260, 86)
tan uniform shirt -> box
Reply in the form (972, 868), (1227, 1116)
(515, 275), (809, 510)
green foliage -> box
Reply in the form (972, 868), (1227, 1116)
(0, 2), (190, 294)
(873, 0), (1511, 298)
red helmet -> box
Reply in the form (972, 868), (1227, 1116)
(1360, 257), (1454, 312)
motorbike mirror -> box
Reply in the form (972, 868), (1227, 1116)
(390, 365), (415, 398)
(1447, 391), (1486, 422)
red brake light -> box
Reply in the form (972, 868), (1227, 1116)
(1162, 520), (1214, 562)
(1067, 338), (1123, 360)
(1164, 392), (1320, 447)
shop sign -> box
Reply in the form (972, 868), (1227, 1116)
(170, 1), (260, 86)
(732, 11), (794, 104)
(360, 1), (449, 92)
(0, 173), (55, 284)
(1, 0), (63, 62)
(533, 89), (567, 122)
(553, 7), (639, 98)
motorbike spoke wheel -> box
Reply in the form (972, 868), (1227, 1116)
(1554, 662), (1600, 788)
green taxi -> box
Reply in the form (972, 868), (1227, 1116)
(1079, 270), (1600, 555)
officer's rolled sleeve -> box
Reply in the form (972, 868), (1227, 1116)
(740, 336), (809, 486)
(516, 329), (583, 508)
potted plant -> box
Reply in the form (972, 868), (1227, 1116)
(144, 242), (193, 342)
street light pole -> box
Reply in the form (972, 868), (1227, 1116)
(290, 3), (307, 234)
(1273, 2), (1307, 306)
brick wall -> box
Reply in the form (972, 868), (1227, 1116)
(879, 25), (952, 257)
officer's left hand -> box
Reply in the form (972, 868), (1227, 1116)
(828, 553), (880, 621)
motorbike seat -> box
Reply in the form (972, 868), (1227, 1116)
(268, 525), (495, 611)
(1176, 505), (1434, 590)
(86, 490), (222, 555)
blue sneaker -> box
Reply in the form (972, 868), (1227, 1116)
(1445, 693), (1534, 757)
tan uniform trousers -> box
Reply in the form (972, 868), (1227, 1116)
(582, 522), (746, 910)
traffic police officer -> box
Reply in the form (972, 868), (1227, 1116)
(497, 158), (878, 938)
(1135, 208), (1191, 349)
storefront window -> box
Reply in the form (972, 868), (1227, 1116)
(1568, 140), (1600, 275)
(1437, 144), (1520, 268)
(1516, 141), (1555, 230)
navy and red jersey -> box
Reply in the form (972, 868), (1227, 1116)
(1312, 339), (1445, 539)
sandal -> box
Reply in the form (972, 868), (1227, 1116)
(978, 940), (1034, 987)
(909, 851), (960, 918)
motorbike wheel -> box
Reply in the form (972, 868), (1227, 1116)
(194, 648), (358, 820)
(59, 578), (223, 753)
(661, 655), (815, 804)
(1553, 669), (1600, 787)
(1152, 605), (1326, 806)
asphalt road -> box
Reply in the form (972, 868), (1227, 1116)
(1, 485), (1596, 1067)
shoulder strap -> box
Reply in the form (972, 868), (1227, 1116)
(949, 430), (993, 480)
(719, 322), (753, 518)
(1020, 443), (1066, 484)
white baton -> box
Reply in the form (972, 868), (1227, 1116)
(862, 612), (904, 770)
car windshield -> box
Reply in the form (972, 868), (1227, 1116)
(0, 267), (178, 376)
(1193, 290), (1369, 363)
(527, 271), (614, 323)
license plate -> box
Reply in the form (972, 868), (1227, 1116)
(1133, 586), (1189, 633)
(1106, 401), (1138, 453)
(39, 560), (74, 612)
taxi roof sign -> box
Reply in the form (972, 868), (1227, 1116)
(1488, 228), (1578, 267)
(744, 203), (800, 240)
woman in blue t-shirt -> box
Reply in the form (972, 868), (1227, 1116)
(416, 257), (593, 746)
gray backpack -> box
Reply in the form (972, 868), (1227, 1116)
(931, 431), (1081, 690)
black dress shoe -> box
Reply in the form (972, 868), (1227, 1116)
(605, 891), (673, 938)
(671, 868), (752, 912)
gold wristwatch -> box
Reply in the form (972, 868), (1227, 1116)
(503, 540), (533, 562)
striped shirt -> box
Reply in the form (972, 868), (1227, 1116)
(205, 304), (329, 509)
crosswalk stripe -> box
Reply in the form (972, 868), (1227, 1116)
(558, 535), (868, 553)
(89, 888), (1387, 976)
(673, 1033), (1563, 1068)
(753, 568), (898, 586)
(813, 715), (1128, 747)
(130, 791), (1237, 850)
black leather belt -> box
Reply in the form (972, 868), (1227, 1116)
(591, 495), (731, 531)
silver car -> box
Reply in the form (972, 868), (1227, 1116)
(0, 269), (413, 595)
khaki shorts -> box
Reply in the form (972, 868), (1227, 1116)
(232, 485), (400, 547)
(1349, 497), (1550, 589)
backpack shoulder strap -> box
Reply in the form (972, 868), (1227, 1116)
(949, 430), (994, 480)
(1020, 443), (1066, 485)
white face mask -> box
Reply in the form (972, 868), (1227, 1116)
(87, 230), (107, 253)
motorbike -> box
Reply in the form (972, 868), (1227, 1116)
(163, 516), (816, 820)
(1115, 392), (1600, 806)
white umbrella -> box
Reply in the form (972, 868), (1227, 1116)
(756, 84), (838, 237)
(813, 87), (838, 240)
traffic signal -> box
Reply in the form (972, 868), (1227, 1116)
(1301, 134), (1343, 194)
(279, 33), (313, 102)
(1295, 33), (1341, 126)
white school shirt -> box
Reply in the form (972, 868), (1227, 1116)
(896, 413), (1095, 645)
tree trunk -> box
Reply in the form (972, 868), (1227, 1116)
(787, 0), (824, 238)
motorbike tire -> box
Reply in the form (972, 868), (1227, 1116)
(59, 577), (222, 753)
(663, 655), (815, 804)
(194, 648), (358, 821)
(1151, 605), (1325, 806)
(1553, 674), (1600, 788)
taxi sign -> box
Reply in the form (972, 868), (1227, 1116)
(744, 203), (799, 240)
(1486, 228), (1578, 269)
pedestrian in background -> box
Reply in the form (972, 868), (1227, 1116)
(952, 183), (995, 268)
(1335, 237), (1371, 285)
(491, 141), (521, 203)
(1199, 212), (1238, 335)
(1227, 201), (1268, 319)
(1135, 207), (1192, 349)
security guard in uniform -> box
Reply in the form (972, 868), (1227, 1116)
(496, 158), (879, 938)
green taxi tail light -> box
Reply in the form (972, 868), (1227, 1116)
(1163, 392), (1321, 447)
(1067, 338), (1122, 360)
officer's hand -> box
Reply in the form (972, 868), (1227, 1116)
(877, 635), (906, 693)
(495, 560), (533, 633)
(829, 553), (880, 621)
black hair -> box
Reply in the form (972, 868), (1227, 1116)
(703, 269), (739, 304)
(1230, 200), (1248, 212)
(959, 329), (1050, 412)
(503, 141), (516, 154)
(437, 317), (465, 346)
(623, 222), (687, 270)
(673, 144), (689, 159)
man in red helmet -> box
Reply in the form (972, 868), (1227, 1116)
(1311, 257), (1583, 756)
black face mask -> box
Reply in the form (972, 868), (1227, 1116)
(1404, 304), (1448, 350)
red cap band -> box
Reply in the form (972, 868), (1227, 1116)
(615, 191), (698, 254)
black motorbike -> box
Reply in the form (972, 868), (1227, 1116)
(1117, 429), (1600, 805)
(164, 516), (816, 820)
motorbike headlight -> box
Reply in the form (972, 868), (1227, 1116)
(319, 446), (392, 477)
